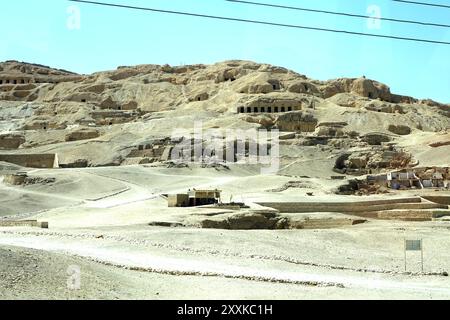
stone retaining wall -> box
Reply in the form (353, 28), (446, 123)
(0, 154), (59, 168)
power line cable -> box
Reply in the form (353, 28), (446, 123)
(68, 0), (450, 45)
(226, 0), (450, 28)
(392, 0), (450, 9)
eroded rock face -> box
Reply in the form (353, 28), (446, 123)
(99, 97), (118, 110)
(65, 128), (100, 142)
(243, 114), (276, 129)
(365, 101), (404, 114)
(237, 81), (274, 94)
(347, 154), (368, 169)
(276, 111), (318, 132)
(109, 68), (140, 81)
(351, 78), (391, 101)
(327, 93), (362, 108)
(0, 133), (25, 149)
(388, 124), (411, 135)
(189, 92), (209, 102)
(362, 133), (391, 146)
(315, 122), (348, 137)
(243, 93), (304, 110)
(319, 77), (392, 102)
(287, 81), (319, 95)
(1, 60), (448, 168)
(334, 147), (414, 175)
(321, 78), (353, 98)
(122, 101), (138, 110)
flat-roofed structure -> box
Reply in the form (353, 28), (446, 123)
(187, 189), (222, 206)
(167, 189), (222, 207)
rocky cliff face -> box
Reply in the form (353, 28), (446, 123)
(0, 60), (448, 171)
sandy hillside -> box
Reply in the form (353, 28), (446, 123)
(0, 60), (449, 300)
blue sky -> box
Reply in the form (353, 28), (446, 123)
(1, 0), (449, 102)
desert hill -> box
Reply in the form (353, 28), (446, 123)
(1, 60), (450, 299)
(0, 60), (448, 172)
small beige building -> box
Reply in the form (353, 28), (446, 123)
(167, 189), (222, 207)
(168, 194), (189, 207)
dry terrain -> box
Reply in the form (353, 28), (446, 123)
(0, 60), (449, 299)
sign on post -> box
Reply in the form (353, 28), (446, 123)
(404, 239), (423, 273)
(405, 239), (422, 251)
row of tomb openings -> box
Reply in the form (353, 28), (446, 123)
(0, 79), (59, 85)
(237, 106), (296, 114)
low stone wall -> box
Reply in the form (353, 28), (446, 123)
(256, 197), (422, 213)
(0, 154), (59, 168)
(290, 218), (366, 229)
(0, 220), (48, 228)
(422, 196), (450, 206)
(376, 210), (450, 221)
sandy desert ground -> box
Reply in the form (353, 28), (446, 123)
(1, 165), (450, 300)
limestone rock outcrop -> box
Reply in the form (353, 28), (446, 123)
(287, 81), (320, 95)
(1, 59), (448, 169)
(0, 133), (25, 149)
(387, 124), (412, 135)
(65, 128), (100, 142)
(276, 111), (318, 132)
(362, 133), (391, 145)
(351, 78), (391, 100)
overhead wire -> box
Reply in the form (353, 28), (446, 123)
(226, 0), (450, 29)
(68, 0), (450, 45)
